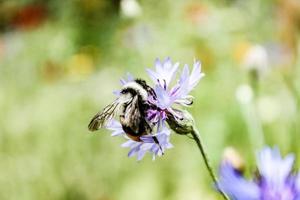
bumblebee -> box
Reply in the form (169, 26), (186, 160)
(88, 79), (158, 142)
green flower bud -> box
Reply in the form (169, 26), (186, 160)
(166, 110), (194, 135)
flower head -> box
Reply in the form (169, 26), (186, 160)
(218, 147), (300, 200)
(97, 57), (203, 160)
(146, 58), (204, 131)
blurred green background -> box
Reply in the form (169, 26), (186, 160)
(0, 0), (300, 199)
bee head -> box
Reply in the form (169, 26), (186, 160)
(120, 87), (137, 98)
(121, 81), (148, 101)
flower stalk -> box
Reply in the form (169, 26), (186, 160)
(190, 126), (229, 200)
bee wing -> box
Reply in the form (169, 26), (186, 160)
(121, 95), (141, 134)
(88, 100), (120, 131)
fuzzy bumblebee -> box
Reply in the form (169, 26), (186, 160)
(88, 79), (160, 143)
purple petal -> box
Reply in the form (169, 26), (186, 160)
(120, 73), (134, 85)
(173, 66), (190, 98)
(140, 135), (155, 143)
(154, 85), (174, 109)
(173, 60), (204, 99)
(137, 149), (147, 160)
(121, 126), (172, 160)
(257, 146), (295, 187)
(121, 140), (136, 147)
(155, 58), (163, 71)
(179, 64), (190, 85)
(128, 148), (137, 157)
(106, 120), (125, 136)
(140, 143), (154, 151)
(169, 62), (179, 83)
(127, 143), (142, 157)
(189, 61), (205, 90)
(120, 79), (126, 85)
(218, 162), (260, 200)
(146, 57), (179, 87)
(113, 90), (121, 96)
(146, 68), (159, 84)
(111, 131), (124, 137)
(296, 174), (300, 193)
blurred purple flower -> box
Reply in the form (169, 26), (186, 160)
(218, 147), (300, 200)
(219, 163), (260, 199)
(297, 174), (300, 195)
(146, 58), (204, 123)
(106, 119), (173, 160)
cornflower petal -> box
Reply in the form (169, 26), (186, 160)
(137, 149), (147, 160)
(154, 84), (174, 109)
(146, 57), (179, 87)
(257, 147), (295, 187)
(296, 174), (300, 194)
(175, 61), (205, 98)
(106, 119), (125, 136)
(172, 65), (190, 98)
(127, 143), (142, 157)
(218, 163), (260, 200)
(106, 119), (172, 160)
(120, 73), (134, 85)
(179, 64), (190, 85)
(190, 60), (205, 90)
(121, 139), (135, 147)
(218, 147), (300, 200)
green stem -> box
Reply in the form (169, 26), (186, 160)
(190, 127), (229, 200)
(282, 74), (300, 158)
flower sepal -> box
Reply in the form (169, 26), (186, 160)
(166, 109), (194, 135)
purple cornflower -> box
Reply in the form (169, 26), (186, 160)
(146, 57), (204, 124)
(218, 146), (300, 200)
(103, 57), (203, 160)
(106, 119), (173, 160)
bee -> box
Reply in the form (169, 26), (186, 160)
(88, 79), (160, 144)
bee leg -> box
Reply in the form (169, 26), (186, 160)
(152, 136), (164, 155)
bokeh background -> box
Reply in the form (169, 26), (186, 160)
(1, 0), (300, 199)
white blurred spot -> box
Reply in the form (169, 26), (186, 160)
(121, 0), (142, 18)
(243, 45), (269, 75)
(235, 84), (253, 104)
